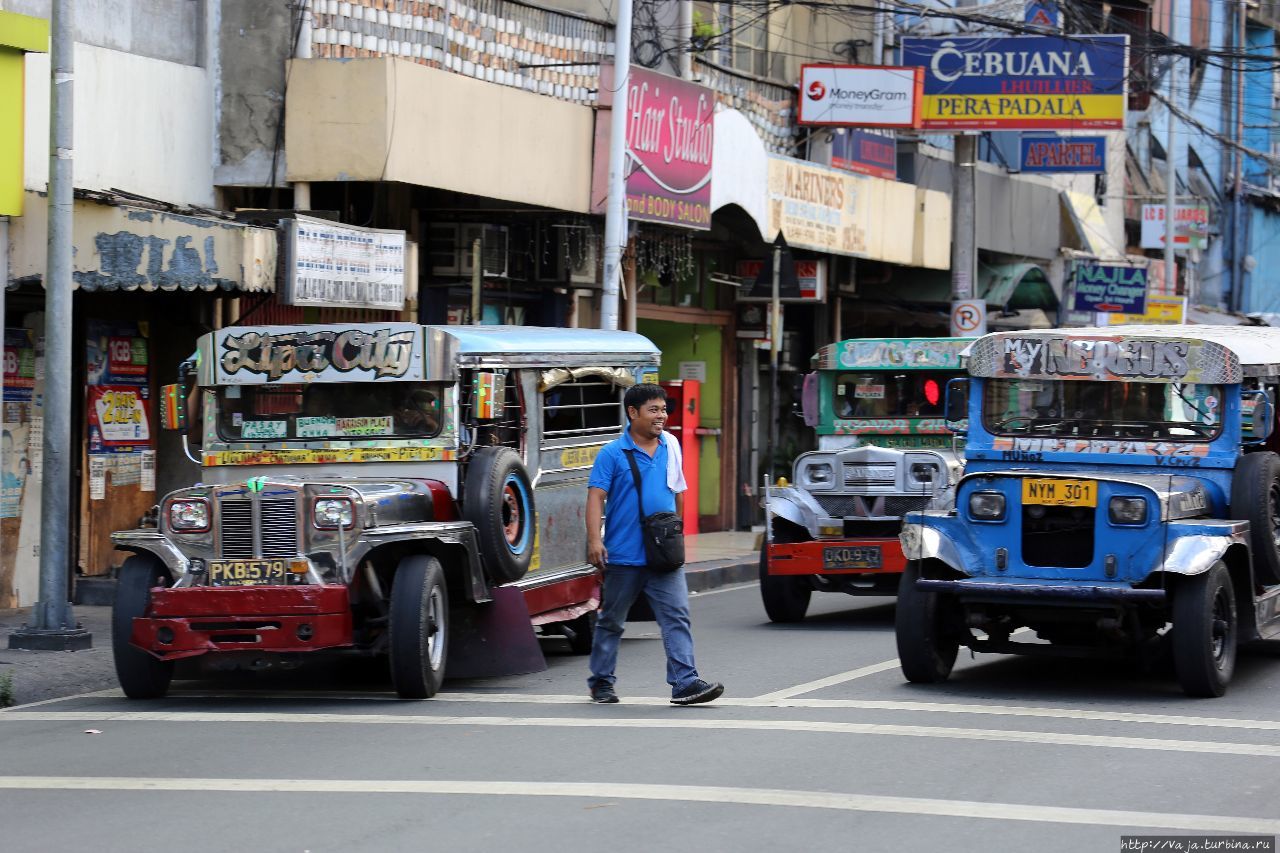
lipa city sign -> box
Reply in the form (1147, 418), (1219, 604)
(901, 35), (1128, 130)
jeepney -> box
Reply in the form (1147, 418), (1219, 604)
(897, 326), (1280, 697)
(111, 323), (660, 699)
(759, 337), (973, 621)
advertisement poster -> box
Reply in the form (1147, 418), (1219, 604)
(88, 385), (152, 453)
(4, 328), (36, 402)
(86, 320), (149, 386)
(901, 35), (1128, 130)
(1, 416), (30, 518)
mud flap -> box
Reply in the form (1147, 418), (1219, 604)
(445, 586), (547, 679)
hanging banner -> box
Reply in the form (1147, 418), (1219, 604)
(901, 35), (1128, 130)
(798, 65), (922, 128)
(1019, 135), (1106, 173)
(87, 385), (152, 454)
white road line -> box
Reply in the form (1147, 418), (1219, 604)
(688, 580), (758, 596)
(0, 776), (1275, 833)
(753, 660), (901, 700)
(0, 688), (121, 712)
(4, 710), (1279, 758)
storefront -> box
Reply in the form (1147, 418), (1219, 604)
(2, 194), (277, 606)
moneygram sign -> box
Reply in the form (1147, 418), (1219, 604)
(798, 65), (922, 128)
(901, 35), (1128, 130)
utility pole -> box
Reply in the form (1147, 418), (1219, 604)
(10, 0), (91, 651)
(600, 0), (634, 330)
(1163, 43), (1178, 298)
(949, 133), (982, 337)
(768, 241), (781, 480)
(1230, 0), (1246, 312)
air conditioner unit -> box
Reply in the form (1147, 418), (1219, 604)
(430, 223), (509, 278)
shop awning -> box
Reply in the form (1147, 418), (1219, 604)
(9, 193), (278, 293)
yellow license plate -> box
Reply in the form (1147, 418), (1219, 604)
(1022, 478), (1097, 508)
(209, 559), (288, 586)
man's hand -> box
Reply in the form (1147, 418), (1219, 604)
(587, 539), (608, 570)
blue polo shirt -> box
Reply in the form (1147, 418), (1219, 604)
(588, 430), (678, 566)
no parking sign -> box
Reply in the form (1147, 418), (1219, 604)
(950, 300), (986, 337)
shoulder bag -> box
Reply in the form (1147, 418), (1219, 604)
(622, 449), (685, 572)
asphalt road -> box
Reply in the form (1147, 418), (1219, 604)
(3, 582), (1280, 853)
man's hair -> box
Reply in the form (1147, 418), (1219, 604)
(624, 383), (666, 416)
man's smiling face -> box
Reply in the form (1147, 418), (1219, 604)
(628, 397), (668, 440)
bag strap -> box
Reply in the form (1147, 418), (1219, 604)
(622, 449), (647, 520)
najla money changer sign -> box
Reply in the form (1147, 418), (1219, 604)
(901, 35), (1128, 130)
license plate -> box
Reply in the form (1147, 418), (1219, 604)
(208, 559), (288, 586)
(823, 546), (882, 569)
(1022, 478), (1097, 508)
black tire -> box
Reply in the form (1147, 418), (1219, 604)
(388, 555), (449, 699)
(1172, 561), (1238, 698)
(112, 555), (174, 699)
(895, 561), (959, 684)
(463, 447), (536, 585)
(1231, 451), (1280, 585)
(759, 543), (811, 623)
(562, 610), (596, 655)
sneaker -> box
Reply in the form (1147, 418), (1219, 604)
(670, 679), (724, 706)
(590, 684), (619, 704)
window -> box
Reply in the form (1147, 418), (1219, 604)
(982, 379), (1223, 441)
(833, 372), (952, 419)
(215, 382), (445, 441)
(541, 379), (623, 446)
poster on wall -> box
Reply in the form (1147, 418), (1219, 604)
(86, 320), (149, 386)
(87, 385), (152, 454)
(4, 328), (36, 401)
(1, 416), (30, 518)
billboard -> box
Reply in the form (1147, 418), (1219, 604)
(282, 215), (408, 311)
(798, 65), (922, 128)
(1140, 204), (1210, 250)
(901, 35), (1128, 130)
(1019, 135), (1106, 173)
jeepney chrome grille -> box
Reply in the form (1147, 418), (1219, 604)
(219, 501), (254, 559)
(815, 494), (931, 519)
(814, 496), (860, 518)
(884, 496), (932, 516)
(843, 464), (895, 486)
(260, 498), (299, 558)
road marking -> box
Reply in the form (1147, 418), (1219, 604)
(753, 660), (901, 700)
(0, 688), (120, 712)
(5, 710), (1280, 758)
(689, 580), (758, 596)
(0, 775), (1274, 833)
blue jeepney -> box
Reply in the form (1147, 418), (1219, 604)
(897, 325), (1280, 697)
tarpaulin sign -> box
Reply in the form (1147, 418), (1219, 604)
(88, 385), (152, 453)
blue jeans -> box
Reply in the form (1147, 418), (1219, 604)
(587, 564), (700, 696)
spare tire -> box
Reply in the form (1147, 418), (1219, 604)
(464, 446), (536, 585)
(1231, 451), (1280, 585)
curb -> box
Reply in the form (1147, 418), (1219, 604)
(685, 556), (758, 593)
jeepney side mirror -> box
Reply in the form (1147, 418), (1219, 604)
(799, 372), (818, 426)
(944, 378), (969, 435)
(1242, 389), (1273, 445)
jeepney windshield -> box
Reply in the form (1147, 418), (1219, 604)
(834, 372), (951, 419)
(982, 378), (1223, 441)
(215, 382), (445, 441)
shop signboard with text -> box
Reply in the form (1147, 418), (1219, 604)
(830, 128), (897, 181)
(1140, 204), (1210, 250)
(766, 157), (871, 257)
(1071, 262), (1148, 314)
(593, 66), (714, 230)
(901, 35), (1128, 130)
(1019, 134), (1106, 173)
(735, 259), (827, 302)
(282, 215), (409, 310)
(798, 65), (922, 128)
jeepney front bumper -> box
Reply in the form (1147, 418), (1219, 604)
(766, 538), (907, 576)
(131, 584), (353, 660)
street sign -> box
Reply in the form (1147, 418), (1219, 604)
(951, 299), (986, 337)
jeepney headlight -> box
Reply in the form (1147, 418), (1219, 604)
(802, 462), (834, 488)
(968, 491), (1006, 521)
(910, 462), (940, 484)
(313, 498), (356, 530)
(1109, 496), (1148, 525)
(168, 499), (210, 532)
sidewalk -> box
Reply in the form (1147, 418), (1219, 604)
(0, 530), (761, 708)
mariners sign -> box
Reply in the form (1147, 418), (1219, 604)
(901, 35), (1128, 130)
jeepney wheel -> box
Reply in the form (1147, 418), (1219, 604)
(389, 555), (449, 699)
(1230, 451), (1280, 585)
(112, 555), (175, 700)
(759, 542), (811, 623)
(895, 561), (959, 684)
(1172, 561), (1237, 698)
(463, 447), (536, 585)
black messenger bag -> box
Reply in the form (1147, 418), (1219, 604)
(623, 449), (685, 573)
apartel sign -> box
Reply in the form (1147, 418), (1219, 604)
(901, 35), (1128, 130)
(593, 66), (714, 230)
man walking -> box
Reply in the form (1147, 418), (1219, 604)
(585, 384), (724, 706)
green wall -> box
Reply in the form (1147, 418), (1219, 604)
(637, 319), (723, 518)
